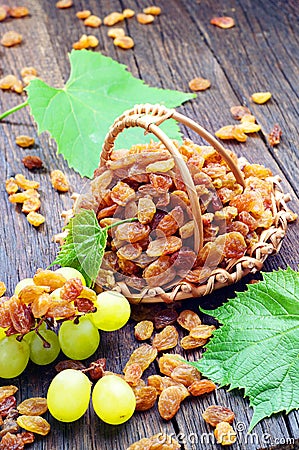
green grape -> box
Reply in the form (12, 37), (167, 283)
(50, 288), (62, 301)
(58, 315), (100, 360)
(92, 375), (136, 425)
(91, 291), (131, 331)
(55, 267), (86, 286)
(30, 328), (60, 365)
(0, 335), (30, 378)
(14, 278), (34, 296)
(47, 369), (91, 422)
(0, 327), (6, 341)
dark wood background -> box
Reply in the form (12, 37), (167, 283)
(0, 0), (298, 449)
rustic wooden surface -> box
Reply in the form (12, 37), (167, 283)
(0, 0), (298, 449)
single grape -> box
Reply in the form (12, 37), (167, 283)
(55, 267), (86, 286)
(59, 316), (100, 360)
(14, 278), (34, 296)
(50, 288), (62, 301)
(92, 375), (136, 425)
(47, 369), (91, 422)
(30, 328), (60, 365)
(91, 291), (131, 331)
(0, 335), (30, 378)
(0, 327), (6, 341)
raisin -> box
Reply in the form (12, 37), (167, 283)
(156, 206), (184, 236)
(124, 344), (157, 373)
(18, 285), (48, 304)
(153, 309), (178, 330)
(0, 396), (17, 417)
(0, 386), (18, 404)
(104, 12), (124, 26)
(46, 300), (76, 319)
(31, 293), (51, 318)
(0, 432), (24, 450)
(180, 335), (207, 350)
(127, 433), (180, 450)
(60, 278), (83, 301)
(202, 405), (235, 426)
(243, 164), (272, 179)
(0, 297), (14, 328)
(134, 321), (154, 340)
(239, 211), (257, 231)
(15, 136), (35, 148)
(143, 6), (161, 15)
(149, 173), (173, 192)
(84, 15), (102, 27)
(19, 432), (35, 445)
(33, 270), (66, 291)
(27, 212), (45, 227)
(137, 197), (156, 224)
(113, 36), (134, 49)
(17, 398), (47, 416)
(85, 358), (106, 381)
(170, 364), (201, 387)
(123, 363), (143, 386)
(230, 105), (251, 120)
(251, 91), (272, 104)
(15, 174), (39, 190)
(115, 222), (150, 243)
(107, 28), (125, 39)
(146, 158), (175, 173)
(111, 181), (136, 206)
(55, 360), (86, 372)
(170, 247), (197, 274)
(137, 13), (155, 24)
(158, 354), (185, 376)
(188, 379), (216, 396)
(122, 8), (135, 18)
(75, 298), (95, 313)
(214, 422), (237, 445)
(50, 170), (69, 192)
(5, 178), (18, 195)
(189, 325), (216, 339)
(143, 255), (176, 287)
(177, 310), (201, 331)
(76, 10), (91, 19)
(215, 232), (247, 259)
(133, 385), (157, 411)
(9, 297), (33, 334)
(56, 0), (73, 7)
(268, 123), (282, 146)
(22, 197), (41, 213)
(1, 31), (22, 47)
(189, 77), (211, 91)
(16, 415), (50, 436)
(210, 16), (235, 28)
(152, 326), (178, 351)
(158, 386), (183, 420)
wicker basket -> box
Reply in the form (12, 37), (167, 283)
(93, 104), (295, 303)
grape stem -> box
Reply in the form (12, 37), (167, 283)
(105, 217), (138, 231)
(35, 327), (51, 348)
(0, 100), (29, 120)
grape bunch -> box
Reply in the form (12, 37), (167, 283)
(0, 267), (131, 378)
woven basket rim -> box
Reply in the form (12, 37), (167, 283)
(96, 104), (295, 303)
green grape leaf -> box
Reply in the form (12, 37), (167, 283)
(192, 267), (299, 431)
(50, 209), (107, 287)
(26, 50), (195, 178)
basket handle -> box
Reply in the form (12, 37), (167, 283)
(101, 104), (245, 253)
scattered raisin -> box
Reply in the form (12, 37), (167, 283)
(22, 155), (43, 170)
(214, 422), (237, 445)
(210, 16), (235, 29)
(189, 77), (211, 91)
(188, 379), (216, 396)
(16, 415), (50, 436)
(50, 170), (69, 192)
(17, 398), (48, 416)
(137, 13), (155, 24)
(202, 405), (235, 426)
(268, 123), (282, 146)
(152, 325), (179, 351)
(1, 31), (22, 47)
(113, 36), (134, 49)
(134, 321), (154, 340)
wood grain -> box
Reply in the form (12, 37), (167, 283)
(0, 1), (298, 449)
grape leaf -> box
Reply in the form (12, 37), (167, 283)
(50, 209), (107, 287)
(193, 267), (299, 431)
(26, 50), (195, 178)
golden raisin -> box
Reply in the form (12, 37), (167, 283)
(189, 324), (216, 339)
(0, 6), (7, 21)
(133, 385), (157, 411)
(122, 8), (135, 19)
(15, 174), (39, 190)
(56, 0), (73, 8)
(137, 13), (155, 24)
(188, 379), (216, 396)
(107, 28), (125, 38)
(134, 320), (154, 341)
(104, 12), (124, 26)
(10, 6), (29, 17)
(127, 434), (180, 450)
(0, 74), (18, 89)
(16, 415), (50, 436)
(113, 36), (134, 49)
(1, 31), (22, 47)
(189, 77), (211, 91)
(143, 6), (161, 15)
(268, 123), (282, 146)
(15, 135), (35, 148)
(33, 270), (66, 291)
(124, 363), (143, 386)
(27, 212), (45, 227)
(210, 16), (235, 29)
(230, 105), (251, 120)
(202, 405), (235, 426)
(158, 386), (184, 420)
(76, 10), (91, 19)
(0, 281), (6, 297)
(147, 236), (182, 257)
(137, 197), (156, 224)
(214, 422), (237, 445)
(5, 178), (19, 195)
(50, 170), (69, 192)
(22, 196), (41, 214)
(20, 66), (37, 78)
(84, 15), (102, 27)
(17, 398), (48, 416)
(152, 325), (179, 351)
(251, 91), (272, 104)
(180, 335), (207, 350)
(124, 344), (158, 373)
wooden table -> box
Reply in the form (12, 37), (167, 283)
(0, 0), (298, 449)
